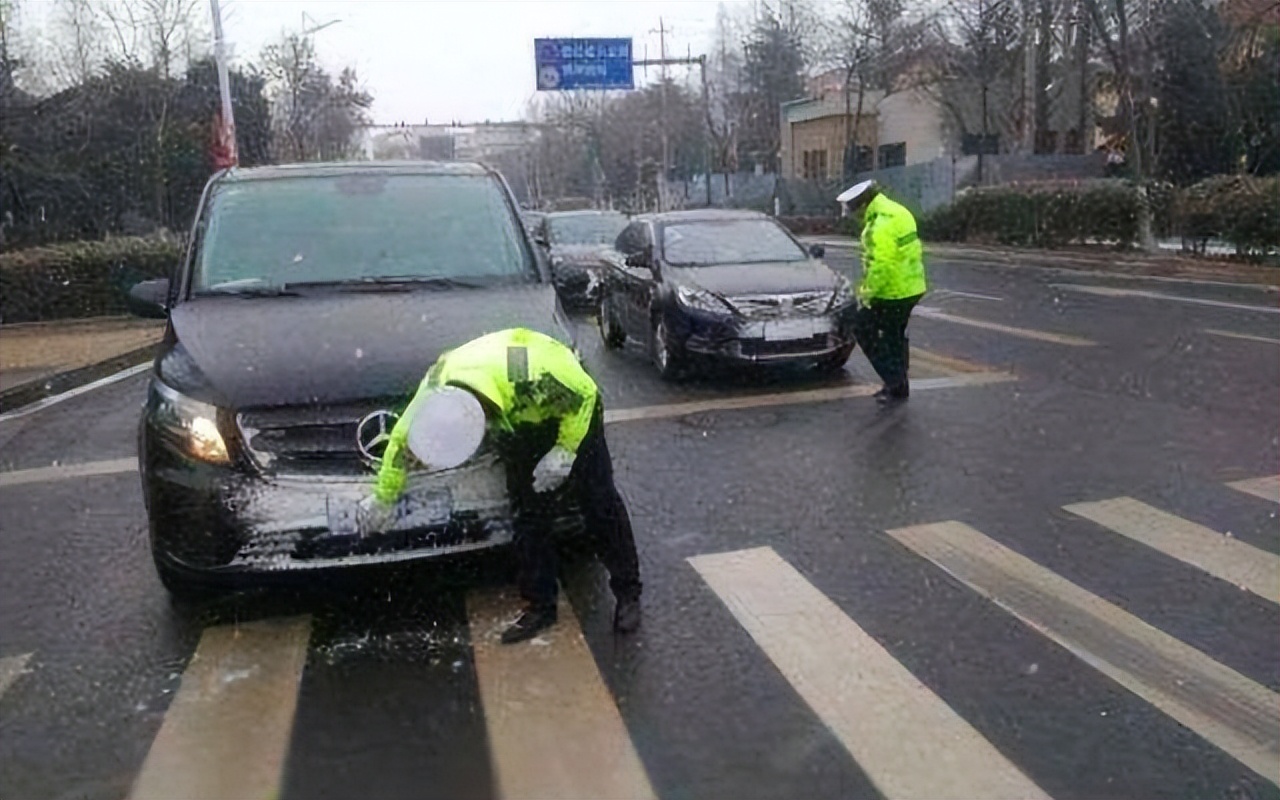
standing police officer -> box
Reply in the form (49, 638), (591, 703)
(838, 180), (927, 405)
(373, 328), (642, 644)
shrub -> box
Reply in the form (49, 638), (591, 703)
(916, 180), (1143, 248)
(1176, 175), (1280, 257)
(777, 215), (840, 236)
(0, 235), (183, 323)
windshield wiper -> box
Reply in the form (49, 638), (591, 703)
(303, 276), (487, 291)
(199, 278), (299, 297)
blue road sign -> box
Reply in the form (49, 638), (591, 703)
(535, 38), (633, 91)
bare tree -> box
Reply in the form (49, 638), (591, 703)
(261, 32), (372, 162)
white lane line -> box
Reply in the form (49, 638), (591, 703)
(467, 589), (656, 800)
(129, 616), (311, 800)
(688, 547), (1052, 800)
(0, 362), (151, 424)
(0, 372), (1014, 489)
(933, 289), (1005, 301)
(0, 652), (33, 699)
(1055, 284), (1280, 315)
(604, 371), (1013, 424)
(1204, 329), (1280, 345)
(914, 307), (1096, 346)
(888, 521), (1280, 788)
(1228, 475), (1280, 505)
(0, 457), (138, 489)
(1065, 497), (1280, 604)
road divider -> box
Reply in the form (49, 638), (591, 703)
(129, 616), (312, 800)
(1065, 497), (1280, 604)
(1228, 475), (1280, 504)
(467, 589), (656, 800)
(1055, 284), (1280, 315)
(690, 546), (1052, 800)
(914, 306), (1096, 346)
(887, 521), (1280, 788)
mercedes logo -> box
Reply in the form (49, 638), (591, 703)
(356, 409), (399, 464)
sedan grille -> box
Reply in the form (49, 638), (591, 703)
(731, 292), (830, 319)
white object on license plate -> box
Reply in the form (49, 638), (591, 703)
(336, 490), (453, 537)
(764, 318), (822, 341)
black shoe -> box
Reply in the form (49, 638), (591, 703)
(873, 387), (892, 404)
(501, 605), (558, 644)
(613, 597), (641, 634)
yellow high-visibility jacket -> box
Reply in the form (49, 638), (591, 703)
(859, 194), (927, 302)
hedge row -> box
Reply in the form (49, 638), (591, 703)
(918, 176), (1279, 255)
(777, 216), (841, 236)
(0, 235), (183, 323)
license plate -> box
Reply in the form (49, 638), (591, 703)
(764, 318), (822, 341)
(330, 490), (453, 537)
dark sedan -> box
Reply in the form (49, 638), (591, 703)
(597, 210), (857, 380)
(536, 210), (629, 308)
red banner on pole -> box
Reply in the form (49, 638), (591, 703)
(211, 109), (238, 170)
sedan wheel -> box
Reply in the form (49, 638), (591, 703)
(651, 318), (684, 381)
(599, 293), (626, 350)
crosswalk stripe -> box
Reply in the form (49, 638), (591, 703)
(467, 589), (656, 800)
(128, 616), (311, 800)
(688, 546), (1052, 800)
(887, 522), (1280, 788)
(0, 652), (33, 699)
(914, 307), (1096, 346)
(1065, 497), (1280, 604)
(1228, 475), (1280, 504)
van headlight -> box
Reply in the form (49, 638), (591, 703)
(149, 380), (231, 465)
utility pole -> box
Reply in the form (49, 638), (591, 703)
(634, 51), (714, 209)
(209, 0), (237, 167)
(650, 17), (671, 192)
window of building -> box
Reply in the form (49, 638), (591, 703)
(801, 149), (829, 181)
(878, 142), (906, 169)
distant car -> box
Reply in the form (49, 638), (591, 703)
(536, 210), (629, 308)
(129, 161), (576, 597)
(597, 209), (857, 380)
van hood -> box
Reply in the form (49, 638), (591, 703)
(164, 285), (568, 408)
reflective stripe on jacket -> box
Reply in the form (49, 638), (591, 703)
(375, 328), (596, 504)
(858, 194), (927, 302)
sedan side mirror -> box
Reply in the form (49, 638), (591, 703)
(128, 278), (170, 318)
(808, 243), (826, 259)
(624, 247), (654, 272)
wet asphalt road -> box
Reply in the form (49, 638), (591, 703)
(1, 248), (1278, 800)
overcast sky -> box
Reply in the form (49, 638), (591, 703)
(219, 0), (737, 124)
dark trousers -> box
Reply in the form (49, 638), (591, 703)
(502, 404), (641, 610)
(853, 294), (923, 395)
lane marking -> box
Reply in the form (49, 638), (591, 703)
(1065, 497), (1280, 604)
(1204, 329), (1280, 346)
(129, 616), (311, 800)
(0, 457), (138, 489)
(914, 307), (1096, 346)
(688, 546), (1052, 800)
(1055, 284), (1280, 315)
(1228, 475), (1280, 505)
(0, 362), (151, 424)
(604, 371), (1014, 424)
(0, 652), (33, 698)
(933, 289), (1005, 302)
(907, 348), (989, 375)
(887, 521), (1280, 787)
(0, 371), (1014, 488)
(467, 589), (656, 800)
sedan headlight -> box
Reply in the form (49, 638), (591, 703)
(149, 380), (231, 465)
(827, 277), (856, 311)
(676, 285), (732, 314)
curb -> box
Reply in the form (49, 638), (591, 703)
(0, 343), (158, 414)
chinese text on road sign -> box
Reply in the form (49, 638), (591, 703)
(535, 38), (634, 91)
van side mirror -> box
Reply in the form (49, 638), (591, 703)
(128, 278), (170, 318)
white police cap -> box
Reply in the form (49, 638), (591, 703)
(836, 179), (877, 205)
(407, 387), (486, 471)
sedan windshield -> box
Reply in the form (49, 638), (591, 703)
(194, 173), (533, 291)
(547, 214), (628, 246)
(662, 220), (808, 267)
